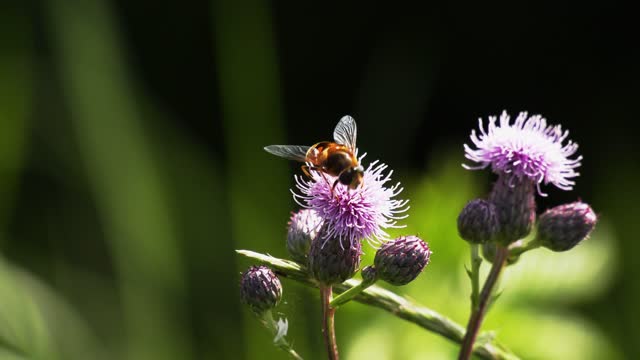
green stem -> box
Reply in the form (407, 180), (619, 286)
(262, 310), (304, 360)
(236, 250), (518, 360)
(470, 244), (482, 310)
(261, 310), (304, 360)
(458, 246), (509, 360)
(509, 238), (541, 257)
(330, 275), (377, 309)
(320, 286), (339, 360)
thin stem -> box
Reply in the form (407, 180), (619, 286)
(470, 244), (482, 310)
(236, 250), (518, 360)
(320, 286), (339, 360)
(458, 246), (509, 360)
(330, 275), (377, 309)
(282, 345), (304, 359)
(509, 238), (541, 257)
(262, 310), (304, 360)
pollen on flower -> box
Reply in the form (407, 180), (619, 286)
(293, 159), (409, 249)
(463, 111), (582, 194)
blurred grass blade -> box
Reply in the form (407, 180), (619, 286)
(0, 3), (32, 237)
(212, 1), (315, 359)
(144, 112), (243, 359)
(46, 0), (191, 358)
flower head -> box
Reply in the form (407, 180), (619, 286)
(536, 201), (597, 252)
(374, 235), (431, 286)
(489, 175), (536, 245)
(287, 209), (323, 263)
(308, 229), (362, 285)
(239, 266), (282, 314)
(293, 160), (409, 248)
(457, 199), (500, 244)
(464, 111), (581, 194)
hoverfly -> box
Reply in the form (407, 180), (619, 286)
(264, 116), (364, 191)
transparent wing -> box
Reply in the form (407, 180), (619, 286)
(264, 145), (310, 162)
(333, 115), (357, 151)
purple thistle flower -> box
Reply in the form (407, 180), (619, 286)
(293, 159), (409, 248)
(464, 111), (582, 195)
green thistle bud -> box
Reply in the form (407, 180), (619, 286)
(287, 209), (323, 264)
(308, 235), (362, 285)
(537, 201), (597, 252)
(489, 175), (536, 245)
(458, 199), (500, 244)
(374, 235), (431, 286)
(240, 266), (282, 314)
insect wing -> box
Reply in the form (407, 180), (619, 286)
(264, 145), (310, 161)
(333, 115), (357, 151)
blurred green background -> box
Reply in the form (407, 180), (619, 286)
(1, 1), (638, 359)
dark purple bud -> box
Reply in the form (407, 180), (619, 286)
(308, 234), (362, 285)
(374, 235), (431, 286)
(287, 209), (323, 264)
(458, 199), (500, 244)
(489, 175), (536, 245)
(537, 202), (597, 252)
(240, 266), (282, 314)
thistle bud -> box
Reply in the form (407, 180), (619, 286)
(537, 201), (597, 252)
(308, 235), (362, 285)
(489, 175), (536, 245)
(240, 266), (282, 314)
(287, 209), (323, 264)
(374, 235), (431, 286)
(458, 199), (500, 244)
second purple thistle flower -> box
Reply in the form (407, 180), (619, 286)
(463, 111), (582, 193)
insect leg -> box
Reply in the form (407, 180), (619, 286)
(317, 170), (333, 191)
(301, 164), (313, 178)
(302, 165), (333, 189)
(331, 178), (341, 195)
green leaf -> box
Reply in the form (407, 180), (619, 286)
(0, 258), (55, 359)
(0, 257), (105, 360)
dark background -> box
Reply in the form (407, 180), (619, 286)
(1, 0), (638, 359)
